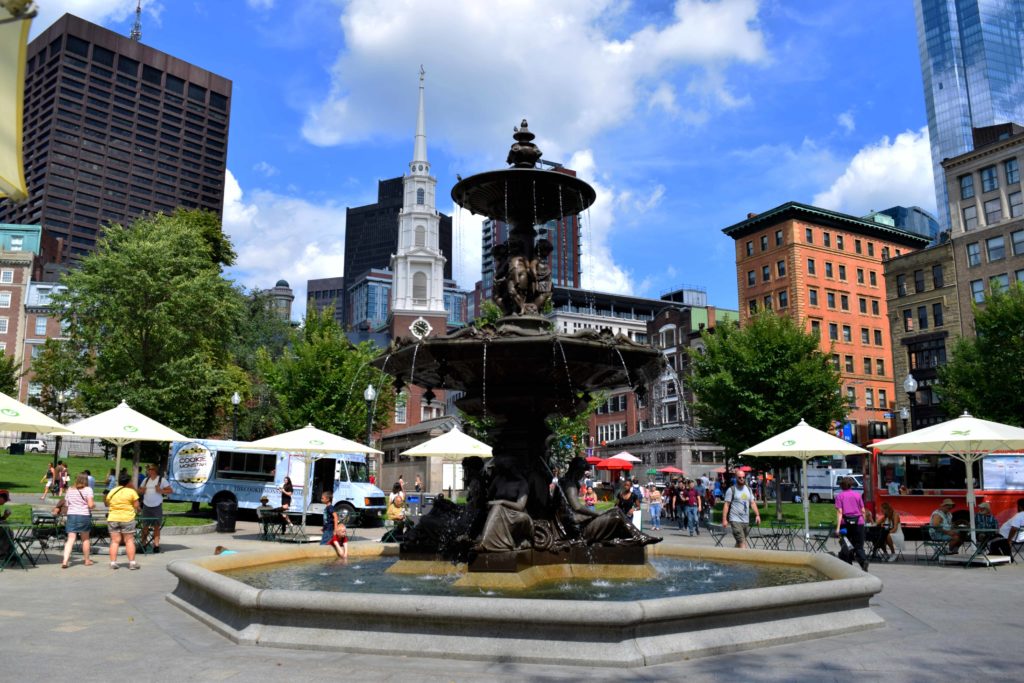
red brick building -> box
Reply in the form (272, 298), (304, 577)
(722, 202), (930, 446)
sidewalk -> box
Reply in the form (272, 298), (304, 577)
(1, 516), (1018, 682)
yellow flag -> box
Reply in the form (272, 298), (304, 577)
(0, 12), (31, 202)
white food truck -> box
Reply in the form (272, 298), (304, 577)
(804, 467), (862, 503)
(167, 439), (386, 525)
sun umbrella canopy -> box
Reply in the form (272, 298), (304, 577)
(610, 451), (641, 462)
(0, 392), (71, 434)
(596, 457), (634, 471)
(400, 426), (492, 460)
(872, 412), (1024, 539)
(585, 455), (603, 465)
(247, 424), (382, 455)
(658, 466), (685, 474)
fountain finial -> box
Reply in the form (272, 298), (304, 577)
(506, 119), (542, 168)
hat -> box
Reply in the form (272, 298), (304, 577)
(978, 502), (991, 511)
(941, 498), (955, 507)
(259, 495), (269, 502)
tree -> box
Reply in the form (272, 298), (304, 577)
(26, 338), (88, 417)
(687, 311), (847, 518)
(52, 209), (243, 439)
(938, 282), (1024, 427)
(0, 353), (24, 396)
(257, 308), (394, 441)
(546, 391), (605, 471)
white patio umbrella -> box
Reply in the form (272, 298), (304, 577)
(872, 412), (1024, 540)
(0, 391), (72, 434)
(66, 401), (188, 478)
(610, 451), (641, 462)
(400, 426), (493, 462)
(248, 424), (383, 529)
(740, 419), (868, 544)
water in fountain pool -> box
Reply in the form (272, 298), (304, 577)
(222, 557), (824, 601)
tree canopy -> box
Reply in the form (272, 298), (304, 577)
(938, 282), (1024, 427)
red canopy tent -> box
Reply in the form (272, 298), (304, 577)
(595, 457), (634, 471)
(658, 466), (685, 474)
(585, 455), (603, 465)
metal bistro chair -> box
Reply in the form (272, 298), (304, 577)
(256, 508), (280, 541)
(0, 525), (30, 571)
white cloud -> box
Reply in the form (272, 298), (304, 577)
(301, 0), (767, 155)
(252, 161), (279, 177)
(837, 110), (855, 134)
(30, 0), (163, 38)
(222, 170), (348, 320)
(813, 127), (936, 216)
(246, 0), (274, 9)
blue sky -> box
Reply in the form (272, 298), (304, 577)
(34, 1), (935, 319)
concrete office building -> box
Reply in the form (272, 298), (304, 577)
(0, 14), (232, 261)
(722, 202), (930, 446)
(914, 0), (1024, 229)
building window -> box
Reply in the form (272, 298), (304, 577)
(1012, 229), (1024, 257)
(0, 292), (9, 308)
(845, 356), (855, 372)
(808, 288), (818, 306)
(914, 269), (925, 293)
(745, 240), (753, 256)
(932, 302), (943, 327)
(970, 279), (985, 303)
(859, 297), (867, 314)
(863, 357), (872, 375)
(838, 265), (847, 281)
(836, 235), (844, 250)
(416, 188), (424, 205)
(776, 260), (786, 277)
(960, 174), (974, 199)
(778, 290), (788, 309)
(855, 239), (862, 254)
(878, 389), (888, 409)
(867, 243), (875, 257)
(810, 319), (820, 336)
(903, 309), (913, 332)
(856, 268), (865, 284)
(869, 271), (877, 286)
(917, 305), (928, 330)
(865, 388), (874, 409)
(860, 328), (870, 344)
(412, 272), (428, 300)
(0, 318), (7, 334)
(967, 242), (981, 266)
(990, 273), (1009, 293)
(1005, 158), (1019, 185)
(34, 315), (47, 335)
(842, 325), (851, 342)
(871, 300), (880, 315)
(805, 228), (813, 243)
(747, 270), (755, 286)
(748, 300), (757, 315)
(831, 354), (840, 370)
(394, 391), (407, 423)
(415, 225), (426, 247)
(1017, 269), (1024, 283)
(840, 294), (849, 311)
(761, 265), (770, 282)
(760, 235), (768, 251)
(874, 330), (882, 345)
(984, 197), (1002, 224)
(986, 235), (1005, 261)
(828, 323), (838, 341)
(827, 292), (836, 308)
(775, 229), (783, 246)
(882, 247), (890, 260)
(807, 258), (816, 275)
(825, 262), (833, 278)
(0, 270), (11, 284)
(846, 386), (856, 407)
(896, 274), (906, 296)
(981, 165), (998, 193)
(932, 264), (944, 288)
(823, 232), (831, 247)
(763, 295), (772, 310)
(1010, 192), (1023, 218)
(963, 205), (978, 230)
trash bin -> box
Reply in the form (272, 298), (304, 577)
(8, 442), (24, 455)
(779, 482), (796, 503)
(215, 500), (237, 533)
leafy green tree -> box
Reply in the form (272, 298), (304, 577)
(938, 282), (1024, 427)
(52, 209), (243, 439)
(258, 308), (394, 441)
(688, 311), (846, 518)
(546, 391), (605, 471)
(26, 338), (88, 417)
(0, 353), (24, 396)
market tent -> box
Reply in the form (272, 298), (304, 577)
(248, 424), (383, 529)
(658, 466), (685, 475)
(585, 455), (603, 465)
(872, 412), (1024, 540)
(610, 451), (641, 462)
(741, 419), (868, 544)
(400, 426), (493, 462)
(66, 401), (187, 479)
(0, 391), (71, 434)
(595, 457), (634, 471)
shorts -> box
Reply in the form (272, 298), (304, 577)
(730, 521), (750, 544)
(65, 514), (92, 534)
(142, 505), (163, 521)
(107, 520), (137, 534)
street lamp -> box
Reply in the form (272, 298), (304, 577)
(899, 406), (909, 435)
(52, 390), (67, 469)
(902, 373), (918, 433)
(364, 384), (377, 475)
(231, 391), (240, 441)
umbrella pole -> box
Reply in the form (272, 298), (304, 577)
(965, 454), (977, 545)
(114, 443), (123, 482)
(300, 452), (312, 532)
(802, 459), (810, 547)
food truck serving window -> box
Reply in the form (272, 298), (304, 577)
(215, 450), (276, 481)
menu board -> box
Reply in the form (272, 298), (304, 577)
(982, 455), (1024, 490)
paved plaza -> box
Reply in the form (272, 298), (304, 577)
(1, 501), (1018, 682)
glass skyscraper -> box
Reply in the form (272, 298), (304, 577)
(915, 0), (1024, 229)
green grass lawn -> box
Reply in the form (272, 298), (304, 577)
(708, 501), (838, 528)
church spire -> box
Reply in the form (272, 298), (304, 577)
(410, 65), (428, 174)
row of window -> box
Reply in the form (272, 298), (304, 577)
(895, 264), (945, 296)
(743, 227), (889, 258)
(966, 229), (1024, 267)
(970, 270), (1024, 303)
(901, 303), (946, 332)
(843, 385), (890, 411)
(961, 190), (1024, 229)
(809, 321), (886, 347)
(959, 158), (1019, 200)
(807, 288), (882, 315)
(747, 290), (788, 313)
(596, 422), (627, 445)
(747, 258), (880, 287)
(596, 395), (629, 414)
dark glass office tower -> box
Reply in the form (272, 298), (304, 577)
(915, 0), (1024, 229)
(0, 14), (231, 261)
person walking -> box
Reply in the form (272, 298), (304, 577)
(138, 464), (172, 553)
(722, 472), (760, 548)
(59, 473), (95, 568)
(105, 473), (141, 570)
(40, 463), (56, 500)
(648, 486), (663, 531)
(835, 476), (869, 571)
(685, 480), (703, 536)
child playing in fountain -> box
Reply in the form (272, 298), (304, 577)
(321, 492), (348, 560)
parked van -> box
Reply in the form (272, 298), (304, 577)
(804, 467), (862, 503)
(166, 439), (386, 525)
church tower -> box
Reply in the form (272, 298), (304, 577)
(389, 67), (448, 341)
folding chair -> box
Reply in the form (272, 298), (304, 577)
(135, 517), (165, 554)
(709, 526), (728, 547)
(1011, 540), (1024, 563)
(0, 525), (30, 571)
(256, 508), (280, 541)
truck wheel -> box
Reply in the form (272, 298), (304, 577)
(336, 503), (356, 527)
(809, 493), (820, 503)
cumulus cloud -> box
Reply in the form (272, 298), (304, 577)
(301, 0), (767, 156)
(837, 110), (855, 134)
(246, 0), (274, 9)
(813, 127), (936, 216)
(222, 170), (348, 320)
(252, 161), (279, 177)
(30, 0), (163, 38)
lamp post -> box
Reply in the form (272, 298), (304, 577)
(899, 406), (909, 435)
(364, 383), (377, 473)
(902, 373), (918, 433)
(231, 391), (240, 441)
(51, 390), (67, 469)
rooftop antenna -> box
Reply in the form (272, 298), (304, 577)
(129, 0), (142, 41)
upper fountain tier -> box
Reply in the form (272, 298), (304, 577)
(451, 120), (596, 226)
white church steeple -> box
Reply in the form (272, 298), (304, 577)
(390, 67), (447, 339)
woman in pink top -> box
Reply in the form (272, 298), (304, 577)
(834, 476), (868, 571)
(59, 473), (95, 568)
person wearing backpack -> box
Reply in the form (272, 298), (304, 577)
(834, 476), (869, 571)
(722, 472), (760, 548)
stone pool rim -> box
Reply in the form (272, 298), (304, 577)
(166, 542), (884, 667)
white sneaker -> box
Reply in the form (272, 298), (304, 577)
(110, 562), (119, 570)
(886, 555), (898, 563)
